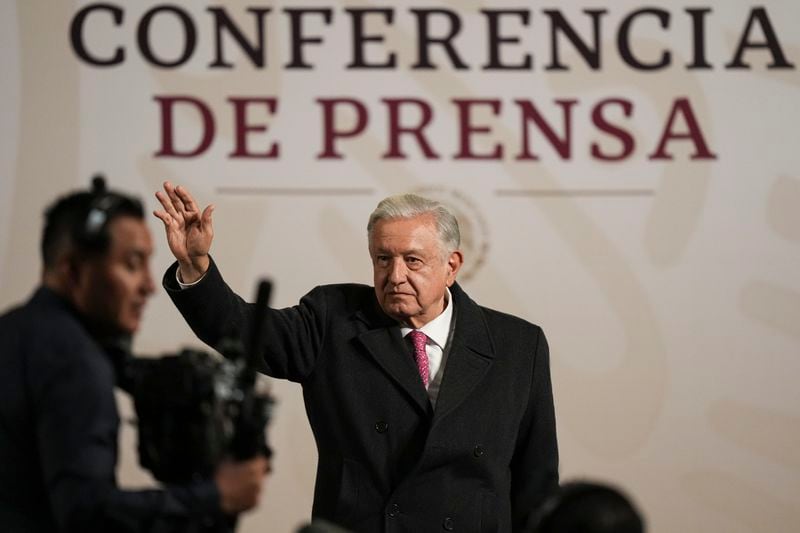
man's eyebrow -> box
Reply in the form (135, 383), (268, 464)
(374, 247), (426, 255)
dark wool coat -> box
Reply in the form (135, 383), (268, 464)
(165, 260), (558, 533)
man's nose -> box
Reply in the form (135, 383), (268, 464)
(388, 259), (407, 284)
(142, 266), (156, 296)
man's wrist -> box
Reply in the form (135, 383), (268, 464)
(178, 256), (209, 284)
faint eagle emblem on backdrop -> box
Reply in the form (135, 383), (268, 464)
(414, 187), (489, 282)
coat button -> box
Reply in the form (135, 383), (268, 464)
(473, 445), (485, 457)
(387, 503), (400, 518)
(442, 517), (454, 530)
(375, 421), (389, 433)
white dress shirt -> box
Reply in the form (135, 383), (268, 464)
(400, 287), (454, 408)
(176, 268), (203, 289)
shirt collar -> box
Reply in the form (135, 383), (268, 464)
(400, 287), (454, 349)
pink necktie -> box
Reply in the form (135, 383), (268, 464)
(408, 330), (430, 388)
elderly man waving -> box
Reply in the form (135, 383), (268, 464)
(155, 182), (558, 533)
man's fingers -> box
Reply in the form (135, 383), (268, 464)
(175, 185), (201, 214)
(201, 204), (214, 227)
(155, 190), (181, 220)
(152, 210), (172, 226)
(164, 181), (188, 217)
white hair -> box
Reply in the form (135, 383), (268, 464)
(367, 193), (460, 256)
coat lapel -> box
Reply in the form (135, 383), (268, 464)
(354, 300), (432, 415)
(431, 283), (495, 425)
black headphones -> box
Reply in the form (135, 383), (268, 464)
(77, 174), (144, 250)
(83, 175), (116, 239)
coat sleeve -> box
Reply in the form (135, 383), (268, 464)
(163, 258), (327, 383)
(509, 326), (559, 531)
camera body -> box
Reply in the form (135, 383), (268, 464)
(127, 348), (273, 484)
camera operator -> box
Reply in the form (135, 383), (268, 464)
(0, 181), (269, 533)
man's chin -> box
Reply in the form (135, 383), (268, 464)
(110, 311), (141, 336)
(122, 316), (142, 334)
(381, 303), (415, 322)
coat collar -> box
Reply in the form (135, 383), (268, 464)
(431, 282), (494, 424)
(353, 282), (495, 419)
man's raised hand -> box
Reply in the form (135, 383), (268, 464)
(153, 181), (214, 283)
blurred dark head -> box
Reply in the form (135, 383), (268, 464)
(529, 481), (644, 533)
(41, 176), (155, 335)
(41, 175), (145, 269)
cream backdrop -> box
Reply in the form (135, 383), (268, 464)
(1, 1), (799, 532)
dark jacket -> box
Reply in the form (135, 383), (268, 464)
(165, 260), (558, 532)
(0, 287), (224, 533)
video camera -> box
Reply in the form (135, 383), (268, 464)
(125, 282), (275, 484)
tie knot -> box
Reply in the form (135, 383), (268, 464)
(408, 330), (427, 351)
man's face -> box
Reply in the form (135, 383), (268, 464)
(74, 216), (155, 335)
(369, 215), (462, 328)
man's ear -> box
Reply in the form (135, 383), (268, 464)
(62, 252), (90, 289)
(446, 250), (464, 285)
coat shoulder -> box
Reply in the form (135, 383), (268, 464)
(452, 282), (542, 335)
(305, 283), (374, 312)
(1, 291), (91, 353)
(479, 305), (542, 334)
(478, 306), (544, 358)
